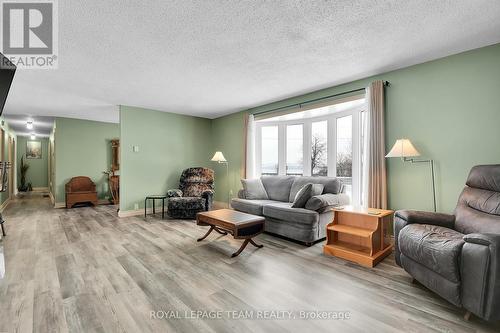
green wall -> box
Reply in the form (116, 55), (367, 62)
(120, 105), (212, 212)
(210, 111), (246, 205)
(54, 117), (119, 203)
(0, 117), (16, 206)
(16, 136), (48, 188)
(211, 43), (500, 213)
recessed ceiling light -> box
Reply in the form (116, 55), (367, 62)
(27, 121), (33, 130)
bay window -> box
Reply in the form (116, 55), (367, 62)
(255, 96), (365, 205)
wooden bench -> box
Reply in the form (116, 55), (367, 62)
(65, 176), (98, 208)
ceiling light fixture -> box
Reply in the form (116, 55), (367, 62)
(30, 134), (36, 140)
(27, 121), (33, 130)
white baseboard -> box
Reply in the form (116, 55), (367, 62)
(0, 197), (11, 212)
(54, 202), (65, 208)
(32, 187), (49, 192)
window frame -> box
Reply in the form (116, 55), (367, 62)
(255, 101), (364, 205)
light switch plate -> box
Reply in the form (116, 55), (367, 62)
(133, 145), (139, 152)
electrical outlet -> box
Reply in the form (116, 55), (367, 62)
(134, 203), (139, 210)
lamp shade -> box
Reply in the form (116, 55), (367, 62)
(211, 151), (227, 162)
(386, 139), (421, 158)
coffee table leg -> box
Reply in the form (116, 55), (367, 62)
(231, 239), (250, 257)
(231, 237), (263, 257)
(197, 226), (215, 242)
(249, 238), (264, 248)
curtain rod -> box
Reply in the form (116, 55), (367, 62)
(253, 80), (390, 116)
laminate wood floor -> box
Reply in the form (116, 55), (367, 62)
(0, 194), (499, 333)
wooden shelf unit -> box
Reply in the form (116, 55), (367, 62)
(323, 206), (394, 267)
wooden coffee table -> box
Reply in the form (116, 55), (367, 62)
(196, 209), (265, 257)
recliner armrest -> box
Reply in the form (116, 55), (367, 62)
(201, 189), (214, 211)
(166, 189), (182, 198)
(464, 233), (500, 247)
(462, 233), (500, 321)
(395, 210), (455, 228)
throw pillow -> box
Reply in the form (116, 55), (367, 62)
(241, 178), (269, 200)
(292, 183), (324, 208)
(305, 193), (350, 212)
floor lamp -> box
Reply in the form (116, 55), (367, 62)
(386, 139), (437, 212)
(211, 151), (230, 208)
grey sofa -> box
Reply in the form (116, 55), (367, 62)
(231, 176), (350, 245)
(395, 164), (500, 321)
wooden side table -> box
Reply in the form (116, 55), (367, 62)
(323, 206), (394, 267)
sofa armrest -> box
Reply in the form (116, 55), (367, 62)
(237, 189), (246, 199)
(166, 189), (182, 198)
(462, 233), (500, 321)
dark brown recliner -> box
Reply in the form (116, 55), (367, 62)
(65, 176), (98, 208)
(395, 164), (500, 321)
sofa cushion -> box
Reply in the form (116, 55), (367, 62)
(305, 193), (350, 212)
(263, 202), (319, 225)
(398, 224), (465, 283)
(231, 198), (278, 216)
(289, 176), (343, 202)
(261, 176), (295, 202)
(241, 178), (269, 200)
(292, 183), (324, 208)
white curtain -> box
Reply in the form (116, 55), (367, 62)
(361, 87), (371, 207)
(245, 113), (256, 179)
(362, 81), (387, 209)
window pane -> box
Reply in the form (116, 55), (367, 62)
(261, 126), (278, 175)
(311, 121), (327, 176)
(336, 115), (352, 196)
(286, 124), (303, 175)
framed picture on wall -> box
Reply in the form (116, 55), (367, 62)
(26, 140), (42, 159)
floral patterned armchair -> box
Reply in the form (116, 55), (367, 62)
(166, 167), (214, 219)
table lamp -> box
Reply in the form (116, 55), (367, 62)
(386, 139), (436, 212)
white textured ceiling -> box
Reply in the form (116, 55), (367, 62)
(4, 0), (500, 123)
